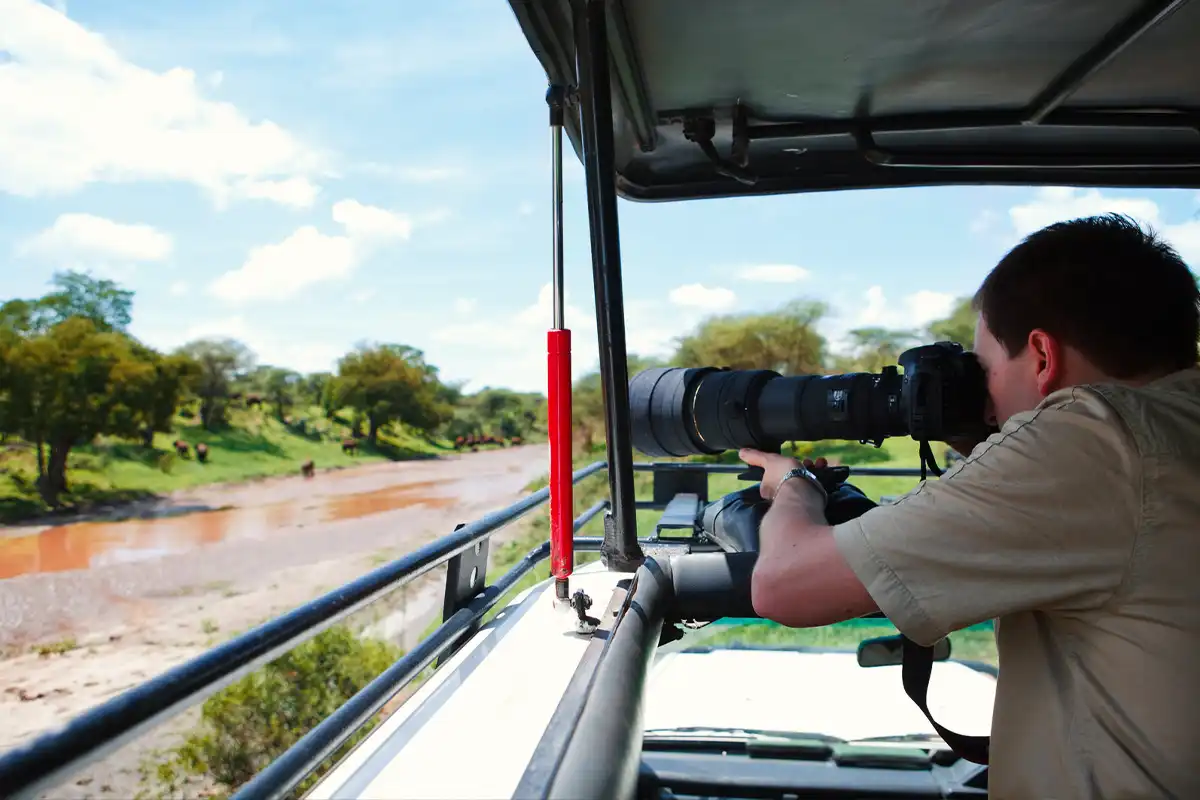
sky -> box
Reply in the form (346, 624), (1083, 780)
(3, 0), (1199, 393)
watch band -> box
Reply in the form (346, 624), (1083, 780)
(775, 466), (828, 502)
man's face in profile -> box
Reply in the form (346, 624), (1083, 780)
(973, 315), (1045, 427)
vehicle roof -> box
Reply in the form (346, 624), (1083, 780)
(506, 0), (1200, 201)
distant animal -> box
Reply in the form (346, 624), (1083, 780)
(301, 459), (315, 478)
(509, 436), (523, 447)
(342, 438), (358, 455)
(195, 442), (209, 463)
(174, 440), (190, 457)
(245, 394), (263, 408)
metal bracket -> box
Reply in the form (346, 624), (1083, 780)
(682, 103), (757, 185)
(652, 468), (708, 506)
(436, 524), (489, 667)
(655, 493), (701, 537)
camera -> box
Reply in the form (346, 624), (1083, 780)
(628, 341), (992, 458)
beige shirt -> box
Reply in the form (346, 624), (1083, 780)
(834, 368), (1200, 800)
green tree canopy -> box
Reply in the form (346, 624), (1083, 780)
(926, 296), (978, 348)
(672, 299), (830, 375)
(328, 343), (454, 444)
(175, 337), (256, 429)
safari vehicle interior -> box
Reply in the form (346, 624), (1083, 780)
(2, 0), (1198, 798)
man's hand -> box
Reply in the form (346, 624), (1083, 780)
(739, 448), (829, 500)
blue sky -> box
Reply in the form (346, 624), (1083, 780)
(3, 0), (1199, 393)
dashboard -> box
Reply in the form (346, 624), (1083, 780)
(636, 748), (989, 799)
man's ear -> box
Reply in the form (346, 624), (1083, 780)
(1027, 329), (1064, 396)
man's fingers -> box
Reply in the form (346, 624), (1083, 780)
(815, 456), (828, 468)
(739, 448), (764, 466)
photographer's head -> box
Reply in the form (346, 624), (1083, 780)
(971, 213), (1199, 426)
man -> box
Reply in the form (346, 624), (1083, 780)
(741, 213), (1200, 800)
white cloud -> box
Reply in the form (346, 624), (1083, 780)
(980, 186), (1200, 266)
(668, 283), (737, 311)
(453, 297), (477, 315)
(349, 288), (375, 304)
(735, 264), (811, 283)
(168, 280), (188, 296)
(138, 313), (344, 374)
(0, 0), (325, 205)
(331, 199), (413, 241)
(209, 227), (357, 304)
(238, 177), (319, 209)
(431, 284), (715, 392)
(824, 285), (957, 353)
(207, 199), (413, 304)
(17, 212), (172, 263)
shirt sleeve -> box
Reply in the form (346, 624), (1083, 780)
(832, 386), (1142, 646)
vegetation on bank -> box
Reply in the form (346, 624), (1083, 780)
(0, 272), (548, 523)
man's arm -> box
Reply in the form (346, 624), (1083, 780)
(742, 388), (1142, 645)
(750, 473), (879, 627)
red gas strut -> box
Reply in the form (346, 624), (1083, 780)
(547, 85), (573, 604)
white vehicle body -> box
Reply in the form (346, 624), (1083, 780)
(307, 559), (996, 800)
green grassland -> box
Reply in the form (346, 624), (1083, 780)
(0, 404), (453, 523)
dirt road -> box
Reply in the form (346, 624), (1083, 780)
(0, 444), (551, 797)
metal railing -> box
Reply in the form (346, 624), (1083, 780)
(0, 458), (927, 799)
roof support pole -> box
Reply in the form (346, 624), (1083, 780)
(547, 84), (574, 601)
(574, 0), (643, 572)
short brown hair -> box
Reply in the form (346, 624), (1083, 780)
(973, 213), (1199, 378)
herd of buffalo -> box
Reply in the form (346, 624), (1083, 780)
(166, 432), (525, 482)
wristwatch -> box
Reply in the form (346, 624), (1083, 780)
(775, 466), (828, 503)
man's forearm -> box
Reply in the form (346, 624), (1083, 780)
(752, 481), (879, 627)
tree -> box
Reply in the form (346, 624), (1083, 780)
(263, 367), (302, 422)
(833, 327), (921, 372)
(329, 343), (454, 446)
(175, 338), (256, 430)
(1, 318), (150, 505)
(672, 299), (830, 375)
(300, 372), (333, 407)
(571, 353), (664, 454)
(116, 345), (201, 448)
(1, 271), (134, 335)
(926, 296), (978, 348)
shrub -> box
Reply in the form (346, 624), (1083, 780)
(139, 626), (403, 799)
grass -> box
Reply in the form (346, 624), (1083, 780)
(0, 404), (452, 523)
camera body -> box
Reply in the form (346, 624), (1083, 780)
(628, 341), (992, 458)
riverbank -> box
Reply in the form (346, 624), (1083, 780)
(0, 445), (552, 798)
(0, 406), (476, 525)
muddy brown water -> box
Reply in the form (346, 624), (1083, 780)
(0, 480), (456, 580)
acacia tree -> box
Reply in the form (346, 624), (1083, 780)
(2, 318), (149, 505)
(927, 296), (978, 347)
(672, 299), (830, 375)
(329, 343), (454, 446)
(175, 338), (255, 429)
(833, 327), (921, 372)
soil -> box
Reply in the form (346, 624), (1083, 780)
(0, 445), (551, 799)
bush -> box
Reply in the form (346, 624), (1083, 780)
(139, 626), (403, 799)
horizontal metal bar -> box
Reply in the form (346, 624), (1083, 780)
(730, 108), (1200, 141)
(0, 460), (610, 800)
(573, 499), (610, 531)
(631, 461), (925, 478)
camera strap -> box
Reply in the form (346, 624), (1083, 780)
(900, 635), (991, 765)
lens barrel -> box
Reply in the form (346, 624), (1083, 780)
(628, 343), (982, 456)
